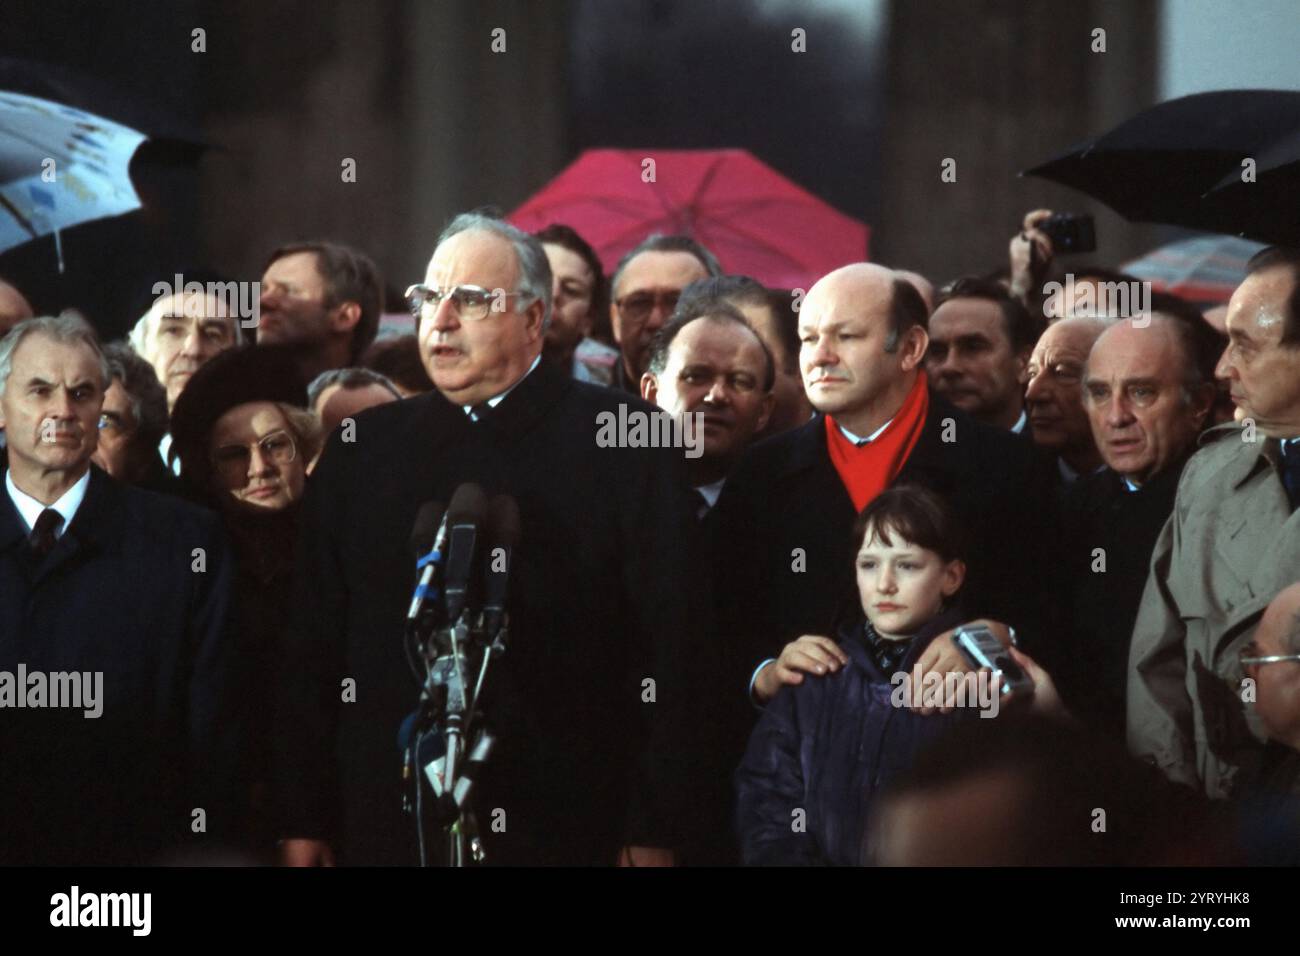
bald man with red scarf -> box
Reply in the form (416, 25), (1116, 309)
(711, 263), (1060, 714)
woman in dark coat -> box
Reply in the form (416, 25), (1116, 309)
(735, 484), (977, 865)
(170, 344), (322, 859)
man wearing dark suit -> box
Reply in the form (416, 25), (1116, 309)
(712, 263), (1058, 709)
(638, 295), (775, 863)
(640, 297), (775, 525)
(924, 276), (1037, 434)
(1055, 307), (1219, 737)
(275, 214), (699, 867)
(0, 316), (236, 865)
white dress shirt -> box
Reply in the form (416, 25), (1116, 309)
(158, 432), (180, 476)
(463, 354), (543, 420)
(6, 468), (91, 537)
(836, 417), (894, 447)
(694, 478), (726, 519)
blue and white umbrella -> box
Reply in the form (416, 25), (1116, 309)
(0, 90), (147, 271)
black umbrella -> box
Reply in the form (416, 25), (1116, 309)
(1023, 89), (1300, 246)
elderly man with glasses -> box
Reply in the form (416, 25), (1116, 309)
(606, 234), (722, 394)
(90, 343), (182, 495)
(277, 213), (701, 868)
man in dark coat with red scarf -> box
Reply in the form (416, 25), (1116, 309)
(711, 263), (1059, 709)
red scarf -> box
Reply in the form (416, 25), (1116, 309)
(825, 372), (930, 511)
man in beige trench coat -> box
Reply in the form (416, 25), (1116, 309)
(1128, 247), (1300, 799)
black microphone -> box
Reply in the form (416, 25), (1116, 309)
(406, 500), (446, 627)
(481, 494), (520, 642)
(442, 483), (487, 624)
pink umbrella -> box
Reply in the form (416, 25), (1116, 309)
(508, 148), (869, 290)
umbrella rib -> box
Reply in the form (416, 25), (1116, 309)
(699, 217), (829, 273)
(685, 155), (727, 213)
(0, 124), (79, 164)
(0, 192), (39, 238)
(634, 152), (688, 228)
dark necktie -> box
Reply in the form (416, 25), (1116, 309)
(1281, 441), (1300, 511)
(29, 508), (63, 559)
(469, 403), (492, 422)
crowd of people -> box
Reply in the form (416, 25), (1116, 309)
(0, 204), (1298, 866)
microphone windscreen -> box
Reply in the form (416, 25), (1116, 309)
(447, 482), (488, 525)
(410, 500), (444, 555)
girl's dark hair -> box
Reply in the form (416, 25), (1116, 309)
(852, 483), (967, 563)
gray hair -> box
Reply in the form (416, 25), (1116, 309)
(127, 286), (246, 357)
(610, 234), (723, 300)
(307, 366), (402, 409)
(0, 314), (111, 398)
(436, 212), (553, 331)
(101, 342), (170, 449)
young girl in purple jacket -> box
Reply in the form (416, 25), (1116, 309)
(735, 484), (983, 865)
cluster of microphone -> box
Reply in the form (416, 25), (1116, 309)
(399, 483), (521, 865)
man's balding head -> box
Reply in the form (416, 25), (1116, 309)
(1025, 316), (1109, 474)
(799, 264), (929, 435)
(895, 269), (935, 315)
(1082, 314), (1213, 484)
(1216, 249), (1300, 437)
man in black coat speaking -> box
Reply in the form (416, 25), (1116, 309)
(0, 315), (237, 865)
(712, 263), (1059, 708)
(275, 214), (700, 866)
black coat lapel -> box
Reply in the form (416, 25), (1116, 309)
(30, 469), (124, 588)
(465, 359), (574, 442)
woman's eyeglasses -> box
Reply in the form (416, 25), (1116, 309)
(211, 429), (297, 478)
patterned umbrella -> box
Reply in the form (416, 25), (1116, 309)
(1122, 234), (1265, 305)
(0, 90), (146, 271)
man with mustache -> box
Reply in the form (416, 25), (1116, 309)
(276, 213), (699, 866)
(1054, 299), (1219, 735)
(712, 263), (1058, 711)
(607, 235), (721, 394)
(0, 315), (236, 864)
(1129, 246), (1300, 799)
(641, 299), (774, 521)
